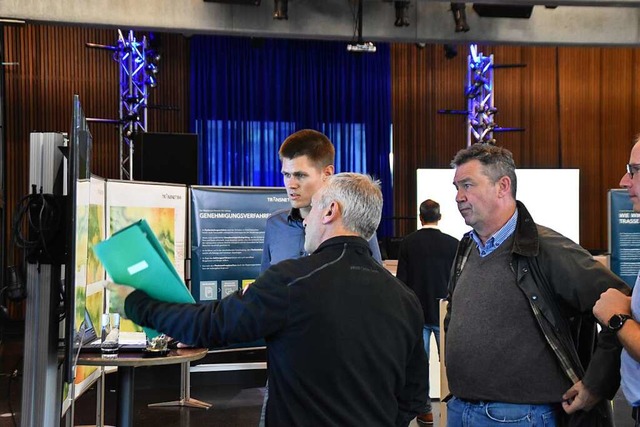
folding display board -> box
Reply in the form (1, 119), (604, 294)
(105, 180), (188, 333)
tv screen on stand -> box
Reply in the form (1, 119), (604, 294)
(63, 94), (93, 384)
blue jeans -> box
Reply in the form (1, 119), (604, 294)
(447, 397), (559, 427)
(422, 324), (440, 414)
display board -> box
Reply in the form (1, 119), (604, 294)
(106, 180), (188, 332)
(190, 186), (289, 302)
(416, 169), (580, 244)
(74, 177), (105, 396)
(608, 189), (640, 287)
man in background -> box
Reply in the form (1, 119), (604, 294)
(108, 173), (428, 426)
(261, 129), (381, 272)
(445, 143), (628, 426)
(593, 136), (640, 426)
(397, 199), (458, 426)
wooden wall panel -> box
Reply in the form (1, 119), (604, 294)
(392, 43), (467, 237)
(5, 27), (640, 263)
(600, 48), (634, 248)
(558, 47), (602, 249)
(3, 24), (189, 274)
(522, 46), (560, 168)
(146, 33), (190, 134)
(392, 43), (640, 251)
(484, 45), (527, 163)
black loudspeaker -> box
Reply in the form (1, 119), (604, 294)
(473, 4), (534, 18)
(133, 133), (199, 185)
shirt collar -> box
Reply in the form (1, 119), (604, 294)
(470, 208), (518, 257)
(287, 207), (304, 222)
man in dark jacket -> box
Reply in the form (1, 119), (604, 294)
(444, 143), (629, 426)
(397, 199), (458, 426)
(108, 173), (428, 427)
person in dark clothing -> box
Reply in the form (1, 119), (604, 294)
(107, 173), (428, 427)
(445, 143), (629, 426)
(397, 199), (458, 426)
(261, 129), (381, 272)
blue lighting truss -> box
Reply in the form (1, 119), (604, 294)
(85, 31), (159, 179)
(118, 30), (149, 180)
(466, 44), (496, 146)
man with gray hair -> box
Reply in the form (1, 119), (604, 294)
(444, 143), (628, 426)
(107, 172), (428, 426)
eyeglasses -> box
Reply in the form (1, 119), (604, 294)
(627, 163), (640, 178)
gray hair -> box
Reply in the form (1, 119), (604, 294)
(316, 173), (383, 240)
(451, 143), (518, 198)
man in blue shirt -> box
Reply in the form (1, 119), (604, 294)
(594, 137), (640, 426)
(261, 129), (381, 272)
(258, 129), (382, 425)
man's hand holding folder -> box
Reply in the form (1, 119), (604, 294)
(105, 281), (136, 319)
(93, 219), (195, 338)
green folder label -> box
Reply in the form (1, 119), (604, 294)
(128, 260), (149, 275)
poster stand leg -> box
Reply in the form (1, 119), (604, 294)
(148, 362), (211, 409)
(76, 368), (115, 427)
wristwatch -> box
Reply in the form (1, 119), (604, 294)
(607, 314), (633, 331)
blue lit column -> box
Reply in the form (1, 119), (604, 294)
(118, 30), (152, 180)
(466, 45), (496, 146)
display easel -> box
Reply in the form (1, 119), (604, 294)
(73, 367), (115, 427)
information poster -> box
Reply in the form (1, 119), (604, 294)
(190, 187), (289, 302)
(106, 180), (187, 332)
(74, 176), (106, 398)
(609, 189), (640, 287)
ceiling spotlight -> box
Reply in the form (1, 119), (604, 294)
(394, 1), (410, 27)
(451, 2), (470, 32)
(273, 0), (288, 19)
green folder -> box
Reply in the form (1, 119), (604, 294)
(93, 219), (195, 339)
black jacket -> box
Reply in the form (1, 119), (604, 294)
(397, 227), (459, 325)
(126, 235), (428, 427)
(445, 201), (630, 401)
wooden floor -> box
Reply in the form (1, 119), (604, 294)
(0, 321), (636, 427)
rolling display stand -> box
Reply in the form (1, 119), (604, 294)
(147, 361), (211, 409)
(20, 133), (66, 427)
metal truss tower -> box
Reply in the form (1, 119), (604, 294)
(118, 30), (149, 180)
(466, 45), (496, 146)
(86, 30), (159, 179)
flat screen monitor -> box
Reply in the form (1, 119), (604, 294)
(63, 95), (93, 383)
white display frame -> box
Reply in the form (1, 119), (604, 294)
(416, 169), (580, 244)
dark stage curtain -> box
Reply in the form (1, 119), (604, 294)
(190, 36), (393, 236)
